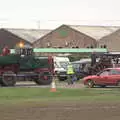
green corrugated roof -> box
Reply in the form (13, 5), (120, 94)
(10, 48), (107, 53)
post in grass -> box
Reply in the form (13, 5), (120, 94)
(50, 79), (57, 92)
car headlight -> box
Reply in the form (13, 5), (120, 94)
(55, 71), (60, 74)
(57, 71), (60, 74)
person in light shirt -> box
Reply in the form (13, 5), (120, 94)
(2, 45), (10, 56)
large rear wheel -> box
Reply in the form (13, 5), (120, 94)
(1, 71), (16, 86)
(34, 72), (52, 85)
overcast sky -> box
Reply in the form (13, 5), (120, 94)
(0, 0), (120, 29)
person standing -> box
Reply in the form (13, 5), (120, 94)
(2, 45), (10, 56)
(66, 63), (75, 85)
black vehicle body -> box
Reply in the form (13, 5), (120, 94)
(71, 59), (91, 80)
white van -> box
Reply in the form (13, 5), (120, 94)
(54, 56), (70, 81)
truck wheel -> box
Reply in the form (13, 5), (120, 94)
(1, 71), (16, 86)
(34, 72), (52, 85)
(86, 80), (94, 88)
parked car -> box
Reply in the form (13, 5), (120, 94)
(83, 68), (120, 88)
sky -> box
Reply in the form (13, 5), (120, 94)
(0, 0), (120, 29)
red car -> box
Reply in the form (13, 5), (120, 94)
(83, 68), (120, 88)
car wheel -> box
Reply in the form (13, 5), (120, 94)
(86, 80), (94, 88)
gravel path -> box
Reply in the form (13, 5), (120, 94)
(0, 102), (120, 120)
(15, 81), (85, 89)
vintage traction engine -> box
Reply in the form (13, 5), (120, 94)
(88, 52), (120, 75)
(0, 42), (54, 86)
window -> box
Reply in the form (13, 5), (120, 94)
(100, 44), (107, 48)
(103, 45), (107, 48)
(59, 62), (69, 69)
(90, 45), (93, 48)
(72, 63), (81, 71)
(100, 70), (110, 76)
(65, 41), (68, 46)
(47, 42), (51, 47)
(109, 69), (120, 75)
(54, 62), (60, 68)
(84, 63), (91, 72)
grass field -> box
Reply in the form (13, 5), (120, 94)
(0, 87), (120, 104)
(0, 87), (120, 120)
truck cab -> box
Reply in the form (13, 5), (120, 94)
(54, 56), (70, 81)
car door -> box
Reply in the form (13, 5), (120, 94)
(107, 69), (120, 85)
(95, 69), (110, 85)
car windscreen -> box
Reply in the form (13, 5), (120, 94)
(59, 62), (69, 69)
(72, 62), (91, 72)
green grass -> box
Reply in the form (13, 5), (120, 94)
(0, 87), (120, 104)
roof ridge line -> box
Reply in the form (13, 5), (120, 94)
(67, 24), (120, 27)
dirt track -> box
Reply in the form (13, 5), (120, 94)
(0, 102), (120, 120)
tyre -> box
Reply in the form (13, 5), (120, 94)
(34, 72), (52, 85)
(1, 71), (16, 86)
(86, 79), (94, 88)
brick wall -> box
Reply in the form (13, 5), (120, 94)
(99, 29), (120, 52)
(0, 29), (32, 49)
(33, 25), (97, 48)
